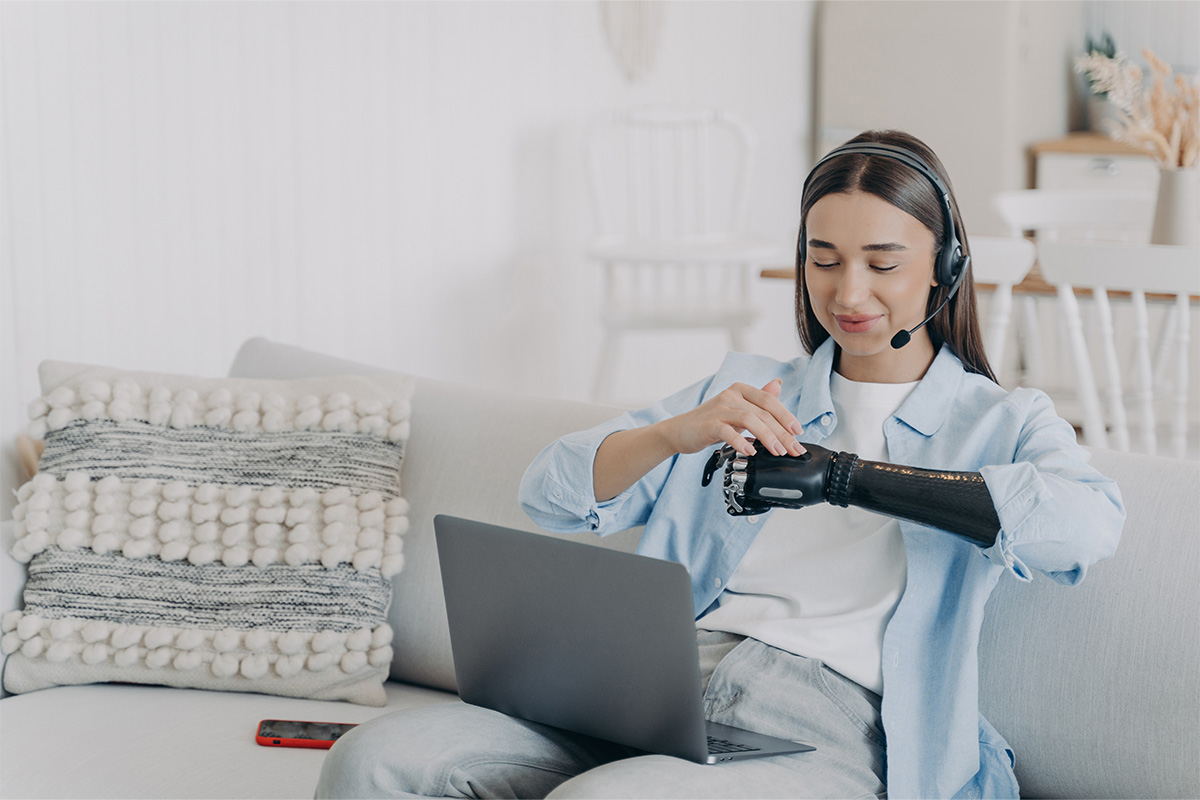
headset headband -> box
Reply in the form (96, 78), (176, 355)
(805, 143), (951, 206)
(801, 141), (966, 288)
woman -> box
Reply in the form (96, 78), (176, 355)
(316, 130), (1124, 799)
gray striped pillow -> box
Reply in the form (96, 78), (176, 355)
(2, 361), (414, 706)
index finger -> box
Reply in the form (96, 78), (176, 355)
(751, 381), (805, 439)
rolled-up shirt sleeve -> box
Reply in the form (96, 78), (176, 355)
(979, 390), (1125, 584)
(519, 374), (715, 536)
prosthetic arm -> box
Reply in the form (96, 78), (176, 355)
(701, 440), (1000, 548)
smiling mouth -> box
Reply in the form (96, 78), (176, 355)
(834, 315), (882, 333)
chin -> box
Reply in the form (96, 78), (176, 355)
(830, 333), (891, 357)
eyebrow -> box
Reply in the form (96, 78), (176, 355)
(807, 238), (909, 253)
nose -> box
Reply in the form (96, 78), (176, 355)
(834, 265), (870, 309)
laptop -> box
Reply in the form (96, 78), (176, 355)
(433, 515), (816, 764)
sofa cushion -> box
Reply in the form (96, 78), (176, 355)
(228, 338), (643, 691)
(0, 680), (459, 799)
(1, 361), (414, 706)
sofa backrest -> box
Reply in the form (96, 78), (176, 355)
(227, 338), (644, 692)
(229, 338), (1199, 799)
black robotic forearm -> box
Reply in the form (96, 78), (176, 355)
(701, 441), (1000, 548)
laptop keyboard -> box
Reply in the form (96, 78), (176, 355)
(706, 736), (761, 755)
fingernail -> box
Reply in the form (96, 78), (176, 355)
(791, 422), (804, 435)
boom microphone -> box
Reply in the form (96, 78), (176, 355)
(890, 259), (968, 349)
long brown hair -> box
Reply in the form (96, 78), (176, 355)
(795, 130), (997, 383)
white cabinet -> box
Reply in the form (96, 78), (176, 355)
(1036, 153), (1159, 191)
(1034, 136), (1159, 192)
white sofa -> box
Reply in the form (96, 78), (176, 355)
(1, 337), (1197, 799)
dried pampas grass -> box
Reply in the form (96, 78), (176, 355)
(1076, 48), (1199, 168)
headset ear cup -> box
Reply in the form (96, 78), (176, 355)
(938, 244), (965, 287)
(944, 249), (968, 289)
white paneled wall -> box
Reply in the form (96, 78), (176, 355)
(0, 2), (814, 516)
(1084, 0), (1200, 73)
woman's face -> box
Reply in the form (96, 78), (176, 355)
(803, 190), (939, 383)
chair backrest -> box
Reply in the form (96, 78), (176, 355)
(584, 107), (757, 245)
(582, 107), (774, 343)
(968, 235), (1037, 371)
(1037, 240), (1200, 458)
(969, 234), (1037, 284)
(993, 189), (1156, 243)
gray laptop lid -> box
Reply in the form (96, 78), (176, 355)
(434, 515), (814, 763)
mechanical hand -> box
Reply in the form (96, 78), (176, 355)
(702, 439), (1001, 548)
(702, 441), (843, 515)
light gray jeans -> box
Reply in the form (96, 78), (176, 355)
(315, 631), (886, 799)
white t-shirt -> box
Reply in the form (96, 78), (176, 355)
(697, 371), (918, 694)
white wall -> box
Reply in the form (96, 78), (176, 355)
(0, 1), (816, 517)
(1084, 0), (1200, 74)
(815, 1), (1088, 236)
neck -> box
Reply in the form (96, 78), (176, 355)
(834, 337), (937, 383)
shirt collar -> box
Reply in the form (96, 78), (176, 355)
(895, 345), (965, 436)
(791, 338), (836, 428)
(789, 338), (967, 437)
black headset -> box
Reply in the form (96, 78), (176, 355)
(799, 142), (971, 348)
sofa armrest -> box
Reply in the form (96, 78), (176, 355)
(1, 519), (27, 699)
(979, 448), (1200, 799)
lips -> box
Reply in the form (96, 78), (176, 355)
(834, 314), (882, 333)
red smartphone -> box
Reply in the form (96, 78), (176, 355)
(256, 719), (358, 750)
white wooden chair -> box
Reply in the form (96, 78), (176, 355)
(1037, 240), (1200, 459)
(968, 235), (1037, 375)
(992, 189), (1158, 388)
(583, 107), (778, 402)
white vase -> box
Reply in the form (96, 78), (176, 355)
(1150, 167), (1199, 247)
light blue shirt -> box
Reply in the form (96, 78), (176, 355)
(519, 339), (1124, 799)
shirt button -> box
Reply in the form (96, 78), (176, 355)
(821, 415), (832, 427)
(747, 515), (759, 524)
(713, 577), (722, 588)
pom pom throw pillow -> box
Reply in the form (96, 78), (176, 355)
(2, 361), (414, 706)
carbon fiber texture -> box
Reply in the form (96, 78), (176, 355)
(846, 460), (1000, 546)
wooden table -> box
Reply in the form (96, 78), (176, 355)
(760, 265), (1200, 304)
(1029, 132), (1151, 158)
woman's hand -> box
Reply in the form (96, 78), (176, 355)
(658, 378), (806, 459)
(592, 379), (805, 503)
